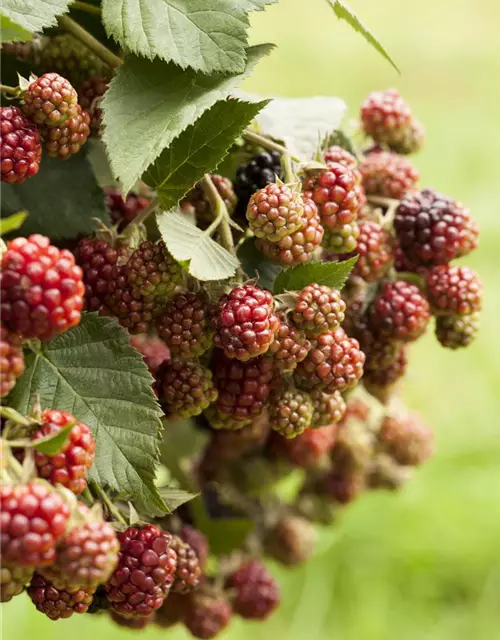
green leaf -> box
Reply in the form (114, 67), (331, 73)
(33, 423), (74, 456)
(325, 0), (399, 73)
(323, 129), (357, 157)
(237, 236), (283, 292)
(1, 152), (109, 240)
(1, 0), (71, 34)
(102, 0), (276, 74)
(156, 211), (239, 281)
(0, 211), (27, 236)
(101, 44), (273, 193)
(1, 15), (33, 42)
(7, 314), (167, 516)
(273, 257), (358, 294)
(158, 487), (198, 512)
(144, 98), (268, 211)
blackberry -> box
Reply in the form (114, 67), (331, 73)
(1, 564), (33, 602)
(378, 413), (434, 466)
(291, 283), (346, 336)
(23, 73), (79, 127)
(1, 106), (42, 184)
(389, 120), (425, 155)
(155, 591), (191, 628)
(435, 312), (480, 349)
(126, 241), (183, 299)
(294, 327), (365, 393)
(359, 151), (419, 199)
(170, 535), (202, 594)
(360, 89), (412, 147)
(369, 280), (430, 342)
(78, 76), (108, 134)
(234, 151), (283, 215)
(345, 220), (394, 282)
(157, 358), (217, 419)
(42, 104), (91, 159)
(227, 559), (280, 620)
(265, 312), (310, 372)
(179, 526), (209, 571)
(203, 405), (251, 431)
(28, 573), (94, 620)
(269, 385), (313, 438)
(310, 389), (346, 427)
(203, 411), (269, 459)
(395, 188), (479, 266)
(156, 291), (214, 358)
(185, 592), (233, 639)
(324, 145), (359, 174)
(322, 221), (360, 254)
(363, 344), (408, 404)
(0, 325), (25, 398)
(213, 285), (280, 361)
(129, 334), (170, 376)
(425, 265), (482, 316)
(110, 610), (155, 628)
(265, 515), (316, 567)
(39, 35), (110, 88)
(104, 187), (151, 228)
(322, 467), (366, 505)
(269, 424), (337, 468)
(246, 182), (304, 241)
(180, 174), (237, 227)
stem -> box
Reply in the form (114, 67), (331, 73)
(200, 174), (236, 256)
(90, 480), (127, 525)
(58, 15), (122, 69)
(367, 195), (400, 209)
(281, 152), (295, 183)
(242, 129), (301, 163)
(0, 84), (19, 96)
(71, 1), (102, 14)
(121, 197), (160, 235)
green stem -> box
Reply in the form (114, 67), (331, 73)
(90, 480), (127, 525)
(71, 1), (102, 15)
(281, 152), (295, 183)
(201, 174), (236, 257)
(242, 129), (302, 163)
(0, 84), (19, 96)
(57, 15), (122, 69)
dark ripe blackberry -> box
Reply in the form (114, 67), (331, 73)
(1, 564), (33, 602)
(74, 237), (130, 312)
(156, 291), (215, 358)
(425, 265), (483, 316)
(291, 283), (346, 336)
(180, 174), (237, 227)
(269, 385), (314, 438)
(310, 389), (346, 427)
(126, 241), (183, 299)
(28, 573), (95, 619)
(378, 413), (434, 466)
(435, 312), (480, 349)
(1, 106), (42, 184)
(345, 220), (394, 282)
(395, 188), (479, 266)
(265, 312), (310, 373)
(0, 324), (25, 398)
(234, 151), (283, 215)
(268, 424), (338, 468)
(157, 358), (217, 419)
(129, 334), (170, 376)
(368, 280), (430, 343)
(227, 559), (280, 620)
(104, 187), (151, 228)
(359, 151), (419, 200)
(170, 536), (202, 594)
(78, 76), (108, 134)
(185, 592), (233, 639)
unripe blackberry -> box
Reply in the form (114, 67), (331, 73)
(363, 345), (408, 404)
(78, 76), (108, 133)
(345, 220), (394, 282)
(378, 413), (434, 466)
(324, 145), (360, 175)
(212, 352), (275, 421)
(269, 385), (313, 438)
(322, 221), (360, 254)
(170, 535), (202, 594)
(129, 334), (170, 376)
(0, 325), (25, 398)
(185, 592), (233, 639)
(105, 524), (177, 618)
(360, 89), (412, 147)
(203, 405), (251, 431)
(310, 389), (346, 428)
(234, 151), (283, 215)
(256, 196), (324, 264)
(156, 291), (214, 358)
(369, 280), (430, 342)
(295, 327), (365, 393)
(157, 358), (217, 419)
(425, 265), (482, 316)
(269, 424), (337, 468)
(395, 188), (479, 266)
(203, 411), (269, 460)
(341, 396), (371, 426)
(32, 409), (96, 495)
(227, 559), (280, 620)
(341, 276), (367, 335)
(265, 515), (317, 567)
(246, 182), (304, 241)
(42, 104), (91, 159)
(104, 187), (151, 228)
(155, 591), (190, 628)
(39, 507), (119, 590)
(368, 453), (413, 491)
(28, 573), (94, 619)
(435, 312), (480, 349)
(1, 106), (42, 184)
(0, 564), (32, 602)
(1, 234), (85, 340)
(322, 467), (366, 505)
(265, 312), (310, 372)
(179, 526), (209, 571)
(291, 283), (346, 336)
(23, 73), (78, 127)
(111, 610), (155, 628)
(181, 174), (236, 227)
(389, 119), (425, 155)
(126, 240), (183, 299)
(360, 151), (419, 199)
(213, 284), (280, 360)
(74, 237), (130, 312)
(1, 39), (39, 62)
(0, 480), (70, 567)
(305, 163), (361, 230)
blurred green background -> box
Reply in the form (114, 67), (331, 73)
(4, 0), (500, 638)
